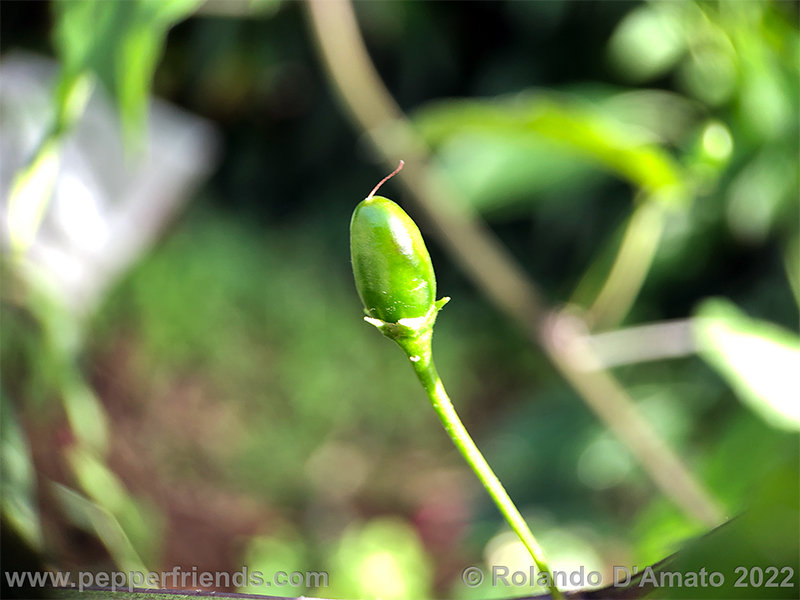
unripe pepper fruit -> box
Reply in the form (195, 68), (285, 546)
(350, 161), (437, 324)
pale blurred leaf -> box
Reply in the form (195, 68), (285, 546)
(726, 149), (797, 243)
(431, 131), (599, 215)
(52, 483), (147, 574)
(693, 298), (800, 431)
(66, 445), (162, 564)
(677, 43), (736, 107)
(606, 4), (687, 82)
(67, 445), (128, 514)
(598, 90), (702, 146)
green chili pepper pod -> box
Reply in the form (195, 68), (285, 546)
(350, 193), (437, 324)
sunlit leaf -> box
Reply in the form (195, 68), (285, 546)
(693, 298), (800, 431)
(116, 24), (163, 149)
(6, 71), (91, 255)
(66, 446), (128, 514)
(6, 140), (60, 254)
(415, 94), (682, 206)
(52, 71), (95, 137)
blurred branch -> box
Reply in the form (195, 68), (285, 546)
(306, 0), (723, 527)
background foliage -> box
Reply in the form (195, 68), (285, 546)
(1, 1), (798, 599)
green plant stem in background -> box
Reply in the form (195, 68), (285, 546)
(396, 331), (563, 599)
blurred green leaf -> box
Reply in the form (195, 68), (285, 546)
(139, 0), (204, 24)
(66, 445), (162, 565)
(61, 375), (110, 454)
(606, 3), (688, 82)
(414, 93), (686, 216)
(250, 0), (283, 17)
(239, 532), (308, 596)
(649, 455), (799, 599)
(8, 0), (198, 256)
(693, 298), (800, 431)
(0, 393), (44, 551)
(429, 131), (600, 215)
(597, 89), (702, 146)
(53, 482), (147, 574)
(52, 0), (202, 147)
(784, 236), (800, 309)
(52, 0), (122, 77)
(67, 446), (129, 515)
(676, 41), (737, 107)
(737, 35), (795, 143)
(6, 140), (60, 255)
(20, 269), (110, 452)
(6, 1), (797, 594)
(700, 412), (796, 513)
(52, 71), (95, 138)
(726, 148), (797, 243)
(328, 518), (433, 600)
(116, 24), (163, 149)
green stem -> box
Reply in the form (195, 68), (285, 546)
(397, 333), (562, 600)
